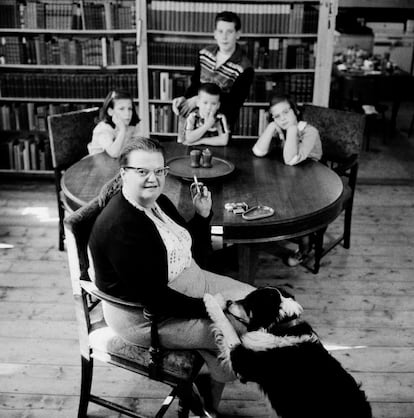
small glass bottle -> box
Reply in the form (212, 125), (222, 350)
(190, 149), (202, 168)
(201, 148), (213, 168)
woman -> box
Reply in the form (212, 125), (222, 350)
(88, 137), (255, 417)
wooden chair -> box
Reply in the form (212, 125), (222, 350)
(47, 107), (99, 251)
(63, 178), (205, 418)
(301, 104), (366, 274)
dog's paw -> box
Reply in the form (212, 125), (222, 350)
(203, 294), (226, 322)
(204, 294), (241, 350)
(213, 293), (226, 310)
(241, 331), (317, 351)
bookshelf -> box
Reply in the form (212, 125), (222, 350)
(0, 0), (337, 176)
(0, 0), (140, 176)
(140, 0), (337, 139)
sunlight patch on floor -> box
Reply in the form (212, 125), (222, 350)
(324, 343), (367, 351)
(21, 206), (58, 223)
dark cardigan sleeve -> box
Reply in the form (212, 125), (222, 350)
(90, 193), (209, 319)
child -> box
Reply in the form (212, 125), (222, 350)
(88, 90), (140, 158)
(181, 83), (229, 146)
(252, 93), (323, 266)
(172, 11), (254, 130)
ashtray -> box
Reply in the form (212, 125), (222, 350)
(242, 205), (274, 221)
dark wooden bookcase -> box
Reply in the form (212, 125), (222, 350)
(0, 0), (337, 176)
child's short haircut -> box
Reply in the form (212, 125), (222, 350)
(199, 83), (222, 98)
(215, 11), (241, 31)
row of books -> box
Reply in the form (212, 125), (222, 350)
(146, 70), (314, 104)
(232, 106), (261, 137)
(0, 72), (137, 98)
(248, 73), (314, 103)
(148, 103), (267, 137)
(150, 71), (189, 100)
(0, 35), (136, 66)
(147, 38), (316, 70)
(148, 40), (203, 67)
(149, 104), (179, 134)
(148, 1), (319, 34)
(1, 36), (314, 70)
(246, 39), (316, 70)
(82, 1), (136, 30)
(0, 102), (90, 132)
(0, 0), (136, 30)
(0, 136), (52, 171)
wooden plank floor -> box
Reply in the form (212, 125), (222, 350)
(0, 180), (413, 418)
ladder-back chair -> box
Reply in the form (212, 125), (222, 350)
(301, 104), (366, 273)
(64, 177), (205, 417)
(48, 107), (99, 250)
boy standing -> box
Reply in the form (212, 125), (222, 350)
(172, 11), (254, 131)
(180, 83), (229, 146)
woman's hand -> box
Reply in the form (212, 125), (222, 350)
(112, 114), (127, 132)
(193, 185), (212, 218)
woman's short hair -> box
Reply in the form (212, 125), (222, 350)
(215, 11), (241, 31)
(99, 90), (140, 128)
(119, 137), (165, 167)
(268, 93), (302, 121)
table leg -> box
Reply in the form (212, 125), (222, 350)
(237, 244), (259, 284)
(390, 99), (401, 135)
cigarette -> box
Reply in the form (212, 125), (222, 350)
(193, 174), (201, 195)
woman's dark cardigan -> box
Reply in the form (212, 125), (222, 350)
(89, 192), (211, 318)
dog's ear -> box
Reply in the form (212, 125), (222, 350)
(263, 286), (303, 321)
(279, 293), (303, 320)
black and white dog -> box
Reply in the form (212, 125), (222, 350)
(204, 286), (372, 418)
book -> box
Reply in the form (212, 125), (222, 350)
(29, 139), (38, 170)
(20, 138), (31, 170)
(159, 72), (170, 101)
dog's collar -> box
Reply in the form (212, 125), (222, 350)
(226, 310), (250, 326)
(269, 317), (304, 331)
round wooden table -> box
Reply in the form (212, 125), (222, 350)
(62, 140), (344, 281)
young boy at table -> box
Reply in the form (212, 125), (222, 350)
(88, 90), (140, 158)
(252, 93), (323, 266)
(180, 83), (229, 146)
(172, 11), (254, 131)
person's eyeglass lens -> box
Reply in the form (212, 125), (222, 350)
(272, 107), (291, 120)
(122, 166), (169, 177)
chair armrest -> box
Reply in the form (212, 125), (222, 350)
(336, 154), (358, 175)
(80, 280), (144, 309)
(325, 154), (358, 177)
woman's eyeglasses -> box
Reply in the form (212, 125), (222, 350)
(122, 166), (169, 177)
(271, 107), (292, 120)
